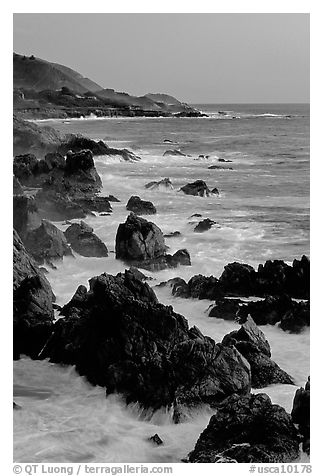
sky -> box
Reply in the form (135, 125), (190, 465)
(13, 13), (310, 103)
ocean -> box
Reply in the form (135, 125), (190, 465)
(14, 103), (310, 462)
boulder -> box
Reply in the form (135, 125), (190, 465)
(187, 393), (300, 463)
(64, 221), (108, 257)
(218, 158), (232, 163)
(40, 270), (251, 415)
(126, 196), (157, 215)
(115, 213), (190, 271)
(24, 219), (73, 265)
(188, 275), (223, 300)
(13, 229), (54, 359)
(116, 213), (167, 263)
(64, 149), (102, 191)
(222, 316), (294, 388)
(194, 218), (217, 233)
(209, 298), (245, 320)
(145, 178), (174, 190)
(291, 377), (310, 454)
(219, 262), (257, 296)
(180, 180), (213, 197)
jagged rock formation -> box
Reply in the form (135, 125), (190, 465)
(39, 269), (251, 417)
(187, 393), (300, 463)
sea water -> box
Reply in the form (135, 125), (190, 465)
(14, 104), (310, 462)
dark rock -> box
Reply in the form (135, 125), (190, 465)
(59, 137), (111, 156)
(218, 158), (232, 163)
(209, 298), (245, 320)
(187, 393), (300, 463)
(13, 195), (42, 240)
(24, 219), (73, 264)
(180, 180), (213, 197)
(145, 178), (174, 190)
(189, 213), (203, 218)
(187, 275), (223, 300)
(211, 187), (220, 195)
(166, 249), (191, 267)
(65, 149), (102, 190)
(126, 196), (157, 215)
(163, 149), (187, 157)
(237, 295), (310, 332)
(219, 262), (257, 297)
(291, 377), (310, 454)
(159, 277), (190, 298)
(238, 295), (293, 326)
(106, 195), (120, 202)
(128, 267), (149, 281)
(164, 231), (181, 238)
(208, 165), (233, 170)
(279, 300), (310, 333)
(256, 257), (310, 299)
(13, 176), (24, 194)
(64, 221), (108, 257)
(40, 271), (251, 415)
(13, 229), (54, 359)
(13, 402), (22, 410)
(148, 434), (164, 446)
(116, 213), (167, 263)
(115, 213), (190, 271)
(194, 218), (217, 233)
(222, 316), (294, 388)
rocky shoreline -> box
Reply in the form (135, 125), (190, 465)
(13, 120), (310, 463)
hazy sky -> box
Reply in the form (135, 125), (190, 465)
(13, 13), (309, 103)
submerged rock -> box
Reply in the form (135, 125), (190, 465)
(222, 316), (294, 388)
(163, 149), (187, 157)
(194, 218), (217, 233)
(64, 221), (108, 257)
(40, 270), (251, 415)
(13, 229), (54, 359)
(148, 434), (164, 446)
(164, 231), (181, 238)
(145, 178), (174, 190)
(187, 393), (299, 463)
(126, 196), (157, 215)
(115, 213), (191, 271)
(180, 180), (215, 197)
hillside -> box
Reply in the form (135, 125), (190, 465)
(13, 53), (204, 119)
(13, 53), (103, 93)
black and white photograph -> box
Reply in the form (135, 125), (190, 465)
(10, 7), (311, 470)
